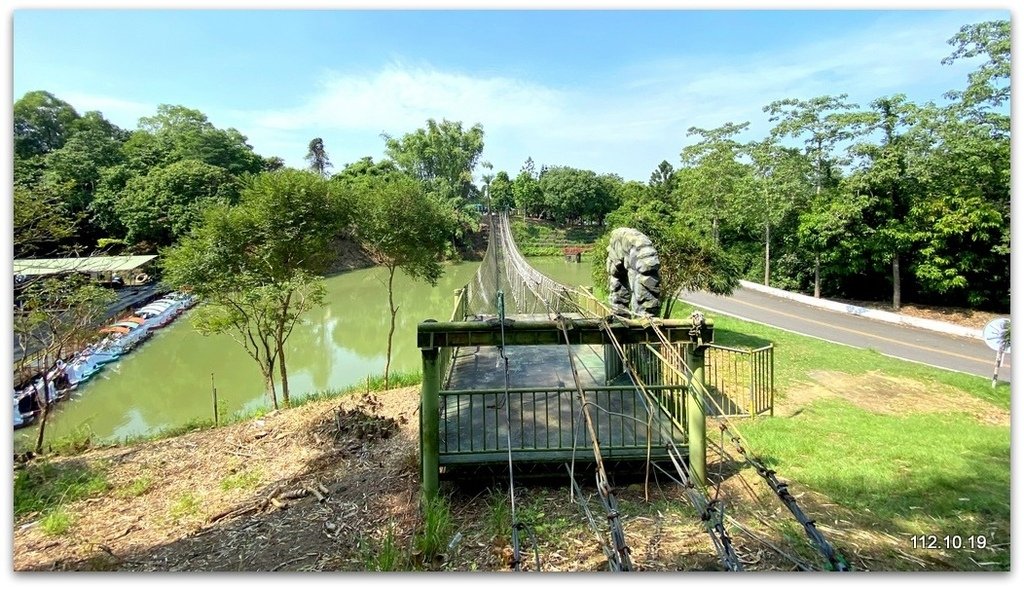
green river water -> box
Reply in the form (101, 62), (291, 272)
(15, 258), (593, 449)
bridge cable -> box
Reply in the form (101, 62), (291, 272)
(545, 287), (817, 571)
(498, 225), (740, 571)
(502, 229), (634, 571)
(495, 223), (839, 569)
(577, 288), (850, 572)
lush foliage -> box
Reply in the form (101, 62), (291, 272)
(162, 170), (349, 407)
(344, 172), (455, 388)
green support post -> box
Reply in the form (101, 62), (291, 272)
(421, 347), (440, 502)
(686, 344), (706, 485)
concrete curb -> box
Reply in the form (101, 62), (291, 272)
(737, 280), (984, 340)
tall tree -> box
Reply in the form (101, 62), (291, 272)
(305, 137), (332, 177)
(163, 170), (349, 407)
(764, 95), (864, 297)
(13, 90), (80, 159)
(740, 138), (812, 286)
(942, 20), (1010, 109)
(512, 161), (543, 219)
(383, 118), (485, 205)
(538, 166), (614, 225)
(845, 95), (924, 310)
(648, 160), (676, 198)
(679, 122), (751, 245)
(115, 159), (240, 247)
(349, 174), (453, 389)
(133, 104), (264, 176)
(490, 171), (515, 211)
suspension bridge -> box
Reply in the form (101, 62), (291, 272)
(416, 213), (847, 572)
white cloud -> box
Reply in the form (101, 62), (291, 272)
(249, 62), (566, 135)
(57, 92), (155, 129)
(67, 10), (994, 182)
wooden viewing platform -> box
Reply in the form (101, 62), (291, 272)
(418, 315), (714, 498)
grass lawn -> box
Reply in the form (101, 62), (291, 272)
(510, 217), (602, 256)
(671, 303), (1012, 570)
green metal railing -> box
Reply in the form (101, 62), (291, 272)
(437, 384), (687, 464)
(705, 344), (774, 417)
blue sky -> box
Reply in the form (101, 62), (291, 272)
(11, 7), (1010, 182)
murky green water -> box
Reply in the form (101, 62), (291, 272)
(16, 257), (594, 447)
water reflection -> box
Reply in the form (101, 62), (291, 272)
(15, 257), (594, 447)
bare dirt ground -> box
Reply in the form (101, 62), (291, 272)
(777, 370), (1010, 427)
(834, 298), (1005, 331)
(12, 378), (1006, 573)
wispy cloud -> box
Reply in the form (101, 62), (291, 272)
(63, 11), (995, 181)
(58, 92), (155, 128)
(248, 62), (567, 135)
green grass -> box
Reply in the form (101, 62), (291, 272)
(510, 218), (602, 256)
(735, 398), (1010, 568)
(359, 525), (408, 571)
(14, 459), (109, 518)
(169, 492), (201, 523)
(40, 508), (74, 536)
(485, 489), (512, 541)
(661, 303), (1010, 569)
(415, 495), (456, 565)
(219, 468), (263, 492)
(292, 371), (422, 408)
(671, 304), (1011, 409)
(115, 475), (153, 499)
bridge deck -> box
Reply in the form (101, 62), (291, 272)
(442, 344), (686, 465)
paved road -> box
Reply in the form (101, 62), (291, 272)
(679, 286), (1011, 383)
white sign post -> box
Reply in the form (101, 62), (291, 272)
(982, 318), (1010, 388)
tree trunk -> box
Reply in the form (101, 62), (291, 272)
(711, 217), (719, 246)
(277, 291), (293, 407)
(34, 390), (50, 454)
(814, 255), (821, 299)
(265, 369), (278, 410)
(892, 253), (901, 311)
(384, 266), (398, 390)
(764, 222), (771, 286)
(33, 351), (56, 454)
(277, 341), (290, 407)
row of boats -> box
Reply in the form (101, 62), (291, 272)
(13, 291), (198, 429)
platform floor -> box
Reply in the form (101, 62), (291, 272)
(447, 343), (605, 390)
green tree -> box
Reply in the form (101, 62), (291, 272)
(116, 160), (240, 247)
(796, 191), (869, 298)
(538, 166), (614, 225)
(764, 95), (864, 297)
(740, 138), (812, 287)
(305, 137), (332, 177)
(648, 160), (675, 198)
(350, 174), (453, 388)
(512, 158), (543, 219)
(764, 95), (862, 196)
(942, 20), (1010, 109)
(14, 275), (114, 453)
(489, 171), (515, 211)
(13, 186), (75, 258)
(679, 122), (751, 245)
(13, 90), (80, 159)
(845, 95), (925, 310)
(383, 118), (485, 205)
(163, 171), (348, 407)
(133, 104), (264, 176)
(42, 118), (125, 220)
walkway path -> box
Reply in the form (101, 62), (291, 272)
(679, 286), (1010, 382)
